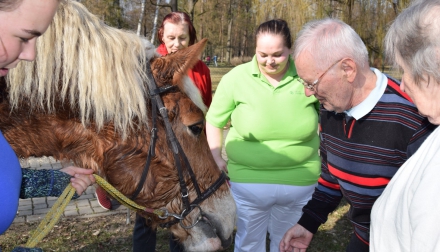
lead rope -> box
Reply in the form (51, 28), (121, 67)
(24, 183), (75, 248)
(24, 174), (166, 248)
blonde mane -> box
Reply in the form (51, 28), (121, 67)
(7, 1), (156, 136)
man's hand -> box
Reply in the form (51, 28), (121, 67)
(279, 224), (314, 252)
(60, 166), (95, 195)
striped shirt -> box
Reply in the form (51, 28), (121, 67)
(297, 72), (436, 245)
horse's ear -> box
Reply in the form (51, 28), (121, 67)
(167, 38), (208, 84)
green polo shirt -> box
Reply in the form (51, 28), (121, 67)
(206, 56), (320, 186)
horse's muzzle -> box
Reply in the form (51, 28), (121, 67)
(198, 212), (233, 249)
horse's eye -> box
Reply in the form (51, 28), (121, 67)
(187, 123), (204, 136)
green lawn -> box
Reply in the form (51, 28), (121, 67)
(209, 66), (233, 92)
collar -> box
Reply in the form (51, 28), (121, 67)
(157, 43), (168, 56)
(345, 68), (388, 119)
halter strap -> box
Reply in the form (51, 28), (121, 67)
(130, 61), (228, 228)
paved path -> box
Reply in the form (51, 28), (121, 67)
(14, 156), (129, 225)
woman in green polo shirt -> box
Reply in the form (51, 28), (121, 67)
(206, 19), (320, 252)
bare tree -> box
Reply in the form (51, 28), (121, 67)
(170, 0), (177, 11)
(392, 0), (398, 15)
(83, 0), (415, 66)
(186, 0), (198, 21)
(225, 0), (233, 64)
(150, 0), (161, 42)
(199, 0), (204, 41)
(239, 0), (252, 61)
(345, 0), (355, 25)
(137, 0), (147, 35)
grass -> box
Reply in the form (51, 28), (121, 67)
(209, 66), (233, 91)
(0, 200), (351, 252)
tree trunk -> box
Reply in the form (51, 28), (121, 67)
(113, 0), (122, 28)
(392, 0), (398, 15)
(136, 0), (147, 36)
(226, 0), (233, 64)
(220, 9), (224, 63)
(240, 0), (250, 60)
(346, 0), (354, 25)
(187, 0), (198, 22)
(226, 18), (232, 64)
(170, 0), (177, 11)
(240, 28), (247, 61)
(150, 0), (161, 43)
(199, 0), (204, 47)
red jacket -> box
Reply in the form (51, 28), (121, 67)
(157, 44), (212, 107)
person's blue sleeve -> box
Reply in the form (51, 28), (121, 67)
(0, 131), (22, 235)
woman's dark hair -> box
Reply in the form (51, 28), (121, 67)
(255, 19), (292, 49)
(157, 11), (197, 46)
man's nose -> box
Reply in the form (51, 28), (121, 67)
(304, 87), (315, 97)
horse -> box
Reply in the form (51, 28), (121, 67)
(0, 1), (235, 251)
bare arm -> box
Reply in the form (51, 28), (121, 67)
(206, 121), (227, 172)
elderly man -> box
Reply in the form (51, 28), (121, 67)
(279, 18), (436, 252)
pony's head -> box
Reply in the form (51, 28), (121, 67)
(2, 1), (235, 251)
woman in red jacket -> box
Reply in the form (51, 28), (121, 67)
(155, 12), (212, 107)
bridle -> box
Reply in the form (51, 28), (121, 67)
(130, 61), (228, 229)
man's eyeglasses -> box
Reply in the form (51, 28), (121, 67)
(298, 58), (344, 91)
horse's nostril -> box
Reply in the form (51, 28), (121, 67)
(221, 235), (233, 249)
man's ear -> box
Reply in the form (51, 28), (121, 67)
(341, 58), (357, 82)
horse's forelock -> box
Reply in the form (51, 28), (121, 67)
(182, 76), (207, 114)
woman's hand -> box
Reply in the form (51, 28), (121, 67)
(60, 166), (95, 195)
(213, 155), (228, 173)
(206, 121), (228, 172)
